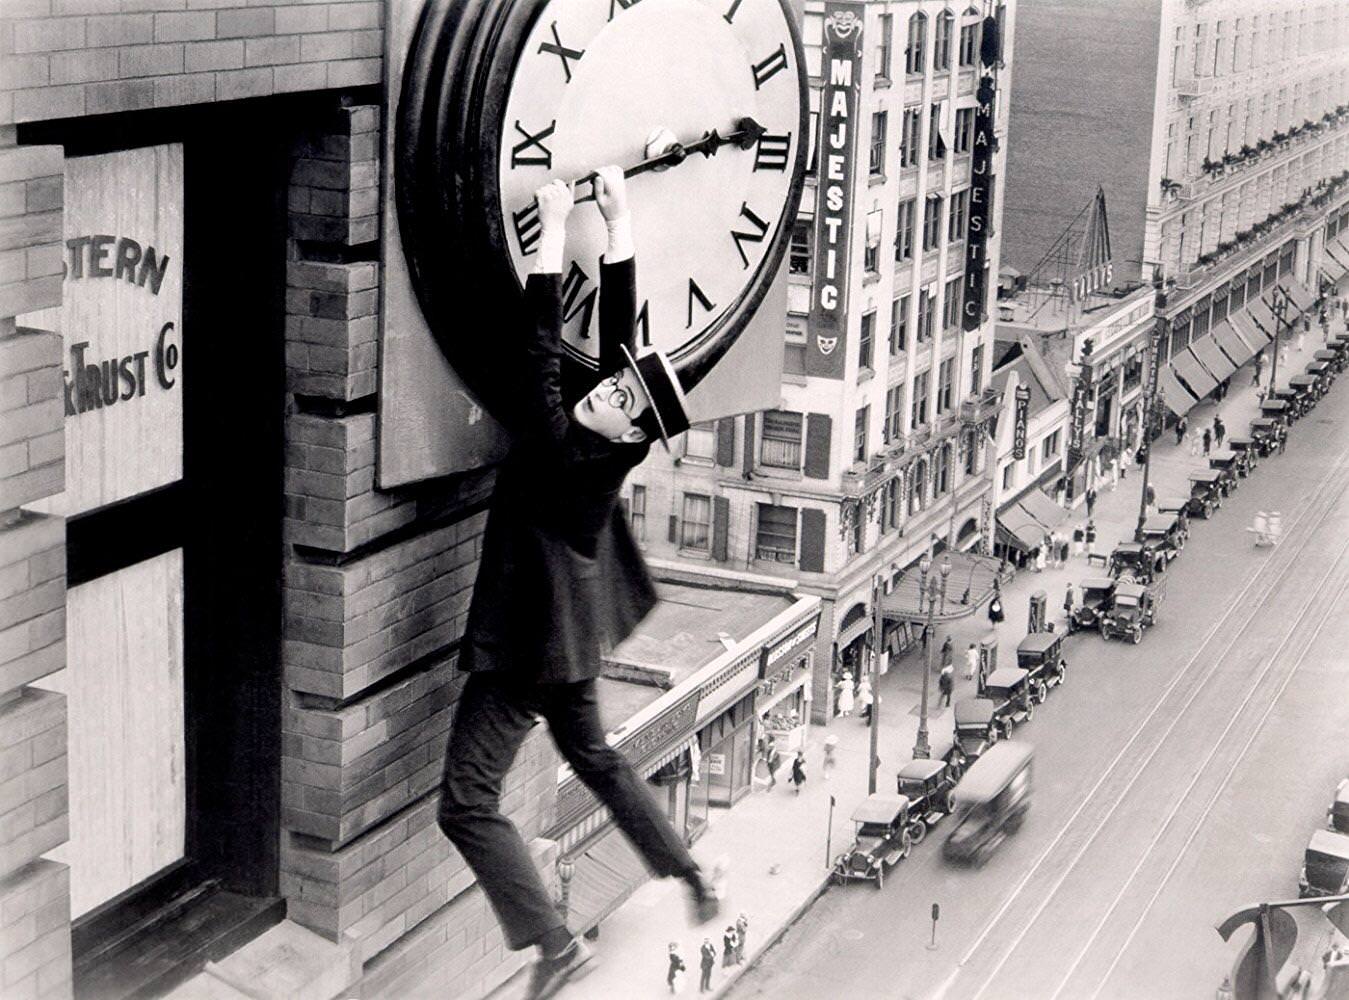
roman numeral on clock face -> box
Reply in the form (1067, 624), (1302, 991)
(730, 203), (770, 268)
(609, 0), (642, 20)
(538, 21), (584, 82)
(751, 44), (789, 90)
(687, 278), (717, 329)
(511, 201), (541, 256)
(562, 261), (598, 338)
(723, 0), (744, 23)
(754, 133), (791, 171)
(511, 119), (556, 168)
(635, 300), (652, 347)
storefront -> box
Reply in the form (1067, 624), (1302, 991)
(755, 615), (820, 754)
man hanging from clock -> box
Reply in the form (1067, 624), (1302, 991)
(437, 166), (726, 1000)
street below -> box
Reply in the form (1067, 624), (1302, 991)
(728, 360), (1349, 1000)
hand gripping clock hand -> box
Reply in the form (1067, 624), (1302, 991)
(572, 117), (767, 205)
(532, 179), (573, 275)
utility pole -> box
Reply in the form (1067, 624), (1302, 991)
(912, 554), (950, 760)
(1136, 288), (1168, 537)
(1269, 286), (1287, 393)
(867, 574), (884, 794)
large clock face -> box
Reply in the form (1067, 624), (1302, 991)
(482, 0), (807, 375)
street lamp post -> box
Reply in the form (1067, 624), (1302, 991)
(913, 557), (947, 761)
(1269, 286), (1288, 393)
(867, 574), (885, 794)
(1136, 288), (1169, 537)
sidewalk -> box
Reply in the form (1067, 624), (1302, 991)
(501, 319), (1344, 1000)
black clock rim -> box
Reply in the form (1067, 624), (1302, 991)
(396, 0), (809, 399)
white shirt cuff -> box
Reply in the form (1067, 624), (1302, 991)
(532, 228), (566, 275)
(603, 214), (634, 264)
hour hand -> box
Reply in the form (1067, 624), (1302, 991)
(572, 117), (766, 203)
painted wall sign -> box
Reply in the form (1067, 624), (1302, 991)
(1012, 385), (1030, 460)
(27, 145), (184, 518)
(962, 18), (999, 331)
(805, 1), (864, 379)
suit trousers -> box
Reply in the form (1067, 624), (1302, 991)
(437, 671), (697, 950)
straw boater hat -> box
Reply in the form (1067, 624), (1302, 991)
(619, 344), (691, 446)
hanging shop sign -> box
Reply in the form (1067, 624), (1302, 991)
(1011, 385), (1030, 459)
(962, 17), (999, 331)
(805, 1), (864, 379)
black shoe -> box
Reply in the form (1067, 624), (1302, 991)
(686, 856), (729, 925)
(525, 940), (593, 1000)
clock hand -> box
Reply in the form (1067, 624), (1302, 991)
(571, 117), (767, 204)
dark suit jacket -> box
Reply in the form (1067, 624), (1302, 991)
(459, 257), (658, 683)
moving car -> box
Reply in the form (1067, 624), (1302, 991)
(895, 758), (957, 844)
(945, 698), (998, 775)
(943, 741), (1033, 866)
(982, 668), (1035, 735)
(833, 793), (913, 888)
(1015, 632), (1067, 702)
(1068, 576), (1115, 634)
(1298, 829), (1349, 898)
(1098, 581), (1160, 644)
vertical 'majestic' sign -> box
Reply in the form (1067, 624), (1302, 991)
(963, 16), (1000, 331)
(806, 1), (864, 380)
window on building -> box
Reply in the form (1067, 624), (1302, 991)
(959, 22), (977, 66)
(864, 208), (882, 273)
(755, 504), (798, 563)
(806, 108), (819, 174)
(877, 13), (893, 79)
(760, 410), (803, 469)
(784, 341), (806, 374)
(884, 384), (905, 443)
(1001, 462), (1014, 490)
(910, 459), (928, 513)
(885, 477), (900, 529)
(935, 442), (951, 495)
(934, 10), (953, 71)
(900, 108), (921, 168)
(631, 484), (646, 541)
(859, 311), (875, 371)
(962, 428), (977, 475)
(948, 189), (969, 243)
(1026, 442), (1038, 475)
(937, 357), (955, 412)
(870, 111), (888, 174)
(890, 295), (908, 354)
(954, 108), (974, 154)
(923, 196), (944, 251)
(681, 494), (711, 551)
(917, 287), (935, 342)
(911, 371), (929, 426)
(682, 423), (716, 461)
(928, 102), (946, 160)
(970, 344), (984, 395)
(906, 12), (927, 75)
(1041, 430), (1061, 461)
(789, 219), (811, 274)
(895, 197), (916, 260)
(943, 275), (963, 330)
(854, 406), (870, 462)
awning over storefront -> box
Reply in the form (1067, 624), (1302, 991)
(566, 826), (650, 933)
(1228, 311), (1272, 348)
(1189, 332), (1238, 382)
(1157, 366), (1199, 417)
(882, 550), (1006, 623)
(1018, 489), (1069, 533)
(1278, 279), (1314, 315)
(835, 605), (872, 649)
(1170, 347), (1220, 399)
(1324, 237), (1349, 281)
(1210, 320), (1257, 367)
(996, 504), (1044, 551)
(1244, 296), (1282, 337)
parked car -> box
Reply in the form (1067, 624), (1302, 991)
(1136, 512), (1186, 561)
(981, 667), (1035, 735)
(946, 698), (999, 775)
(943, 741), (1033, 867)
(1098, 581), (1160, 644)
(1068, 577), (1115, 634)
(1298, 829), (1349, 898)
(1226, 436), (1258, 476)
(1329, 778), (1349, 834)
(896, 758), (957, 844)
(1207, 451), (1240, 496)
(1186, 470), (1225, 519)
(1248, 418), (1279, 458)
(1015, 632), (1067, 702)
(1108, 541), (1167, 584)
(1155, 497), (1191, 535)
(833, 793), (913, 888)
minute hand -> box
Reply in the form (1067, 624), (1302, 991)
(572, 117), (767, 204)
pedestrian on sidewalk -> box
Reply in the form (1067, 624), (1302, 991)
(1085, 521), (1098, 561)
(735, 914), (748, 964)
(1297, 314), (1308, 353)
(1202, 427), (1212, 455)
(836, 671), (854, 718)
(1033, 545), (1046, 572)
(1072, 525), (1085, 558)
(1213, 415), (1225, 448)
(790, 750), (807, 793)
(1174, 416), (1187, 446)
(1086, 487), (1098, 519)
(762, 734), (780, 788)
(941, 635), (954, 672)
(1109, 456), (1119, 490)
(857, 677), (873, 724)
(1063, 583), (1075, 625)
(699, 939), (716, 993)
(722, 927), (737, 968)
(1145, 483), (1156, 511)
(1253, 351), (1264, 386)
(1057, 532), (1070, 565)
(965, 642), (979, 681)
(822, 734), (838, 779)
(988, 584), (1005, 626)
(938, 663), (954, 708)
(668, 943), (687, 994)
(1188, 427), (1202, 456)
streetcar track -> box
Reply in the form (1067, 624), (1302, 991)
(1055, 535), (1349, 1000)
(947, 439), (1349, 1000)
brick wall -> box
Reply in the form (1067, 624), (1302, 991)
(0, 1), (383, 127)
(278, 106), (560, 998)
(0, 127), (71, 1000)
